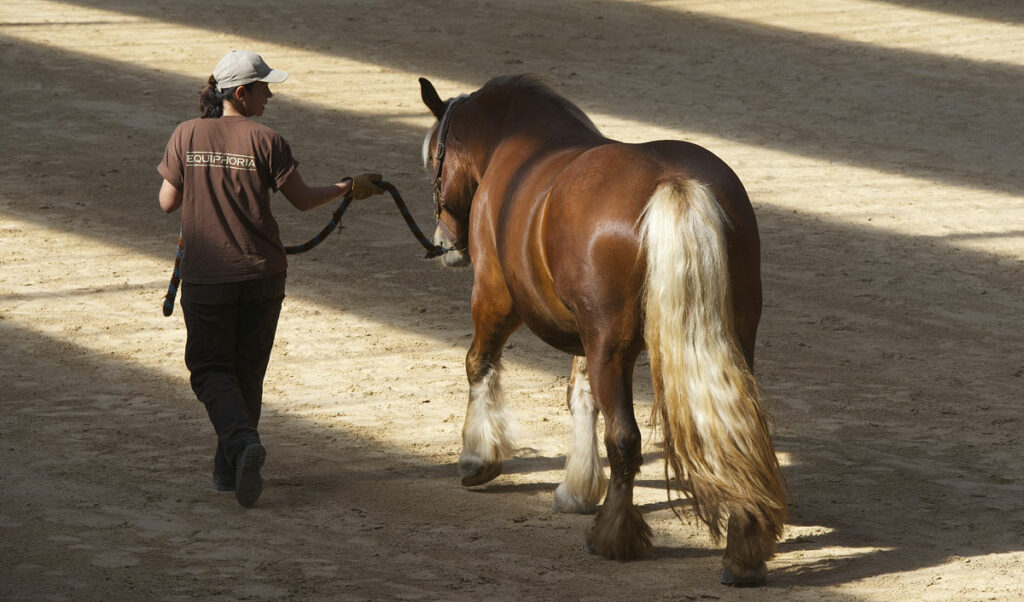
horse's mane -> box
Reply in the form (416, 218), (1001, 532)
(479, 74), (601, 135)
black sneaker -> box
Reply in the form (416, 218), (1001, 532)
(212, 469), (235, 492)
(234, 443), (266, 507)
(213, 446), (235, 491)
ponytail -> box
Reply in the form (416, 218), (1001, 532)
(198, 75), (257, 118)
(199, 75), (228, 118)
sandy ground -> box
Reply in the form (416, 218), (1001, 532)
(2, 0), (1023, 600)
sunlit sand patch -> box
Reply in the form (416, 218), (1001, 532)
(774, 544), (895, 572)
(0, 0), (463, 122)
(0, 214), (454, 386)
(636, 0), (1024, 66)
(772, 523), (892, 578)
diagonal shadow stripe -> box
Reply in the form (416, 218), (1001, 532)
(874, 0), (1024, 24)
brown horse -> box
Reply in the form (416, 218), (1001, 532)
(419, 75), (787, 586)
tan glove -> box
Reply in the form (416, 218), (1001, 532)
(348, 173), (385, 200)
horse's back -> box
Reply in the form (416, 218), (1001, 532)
(555, 140), (752, 215)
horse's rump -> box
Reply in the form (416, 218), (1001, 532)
(540, 139), (751, 315)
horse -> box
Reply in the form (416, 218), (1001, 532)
(418, 74), (787, 586)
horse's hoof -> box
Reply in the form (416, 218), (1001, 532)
(584, 505), (652, 561)
(720, 565), (767, 587)
(460, 461), (502, 487)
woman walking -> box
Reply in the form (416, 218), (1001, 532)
(157, 50), (383, 507)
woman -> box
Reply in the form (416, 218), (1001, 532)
(157, 50), (383, 507)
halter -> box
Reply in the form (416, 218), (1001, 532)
(431, 94), (469, 219)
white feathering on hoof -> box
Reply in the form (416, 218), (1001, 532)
(554, 358), (607, 513)
(461, 363), (516, 469)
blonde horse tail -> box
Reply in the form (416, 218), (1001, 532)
(639, 181), (786, 551)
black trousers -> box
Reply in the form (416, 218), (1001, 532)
(181, 272), (286, 468)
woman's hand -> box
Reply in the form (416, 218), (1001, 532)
(347, 173), (385, 200)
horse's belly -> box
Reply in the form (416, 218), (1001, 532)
(523, 318), (585, 356)
(511, 292), (585, 355)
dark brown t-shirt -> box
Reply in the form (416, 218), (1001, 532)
(158, 116), (298, 284)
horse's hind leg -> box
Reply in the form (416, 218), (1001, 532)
(553, 356), (608, 514)
(585, 347), (652, 560)
(721, 506), (774, 586)
(459, 312), (520, 487)
(718, 263), (775, 585)
(721, 285), (775, 585)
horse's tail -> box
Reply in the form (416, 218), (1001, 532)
(639, 180), (786, 549)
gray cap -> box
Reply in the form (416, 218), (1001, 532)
(213, 50), (288, 91)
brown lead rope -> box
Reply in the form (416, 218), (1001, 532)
(162, 179), (450, 316)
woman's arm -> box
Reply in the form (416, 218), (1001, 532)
(159, 179), (183, 213)
(279, 169), (351, 212)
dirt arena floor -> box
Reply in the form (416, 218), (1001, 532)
(2, 1), (1023, 599)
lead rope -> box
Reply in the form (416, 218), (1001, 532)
(162, 231), (184, 316)
(162, 180), (449, 316)
(376, 181), (449, 259)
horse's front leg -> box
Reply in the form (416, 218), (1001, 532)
(553, 356), (607, 514)
(459, 300), (521, 487)
(585, 347), (652, 560)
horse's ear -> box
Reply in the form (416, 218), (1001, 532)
(419, 77), (447, 119)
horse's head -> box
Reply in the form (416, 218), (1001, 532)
(420, 77), (476, 269)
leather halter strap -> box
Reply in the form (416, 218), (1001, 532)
(431, 94), (468, 218)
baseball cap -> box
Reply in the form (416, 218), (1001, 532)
(213, 50), (288, 91)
